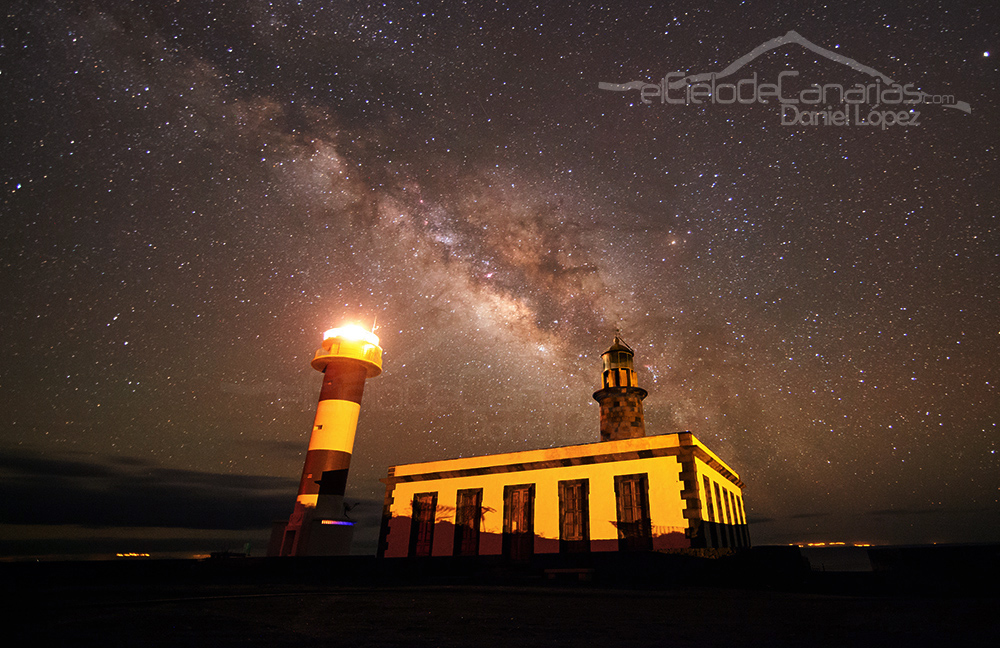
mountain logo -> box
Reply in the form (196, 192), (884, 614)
(599, 31), (971, 127)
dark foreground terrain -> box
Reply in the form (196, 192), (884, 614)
(5, 547), (998, 647)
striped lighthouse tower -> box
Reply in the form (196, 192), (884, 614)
(269, 324), (383, 557)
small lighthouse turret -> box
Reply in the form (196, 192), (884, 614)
(268, 324), (383, 557)
(593, 334), (647, 441)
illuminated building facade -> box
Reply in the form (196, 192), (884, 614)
(268, 325), (383, 557)
(377, 336), (749, 559)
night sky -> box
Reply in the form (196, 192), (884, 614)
(2, 1), (997, 559)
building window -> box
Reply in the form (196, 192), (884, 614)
(558, 479), (590, 553)
(453, 488), (483, 557)
(714, 482), (727, 522)
(702, 475), (715, 522)
(727, 490), (742, 547)
(614, 473), (653, 551)
(703, 474), (718, 548)
(408, 492), (437, 557)
(735, 494), (748, 548)
(502, 484), (535, 561)
(713, 482), (728, 548)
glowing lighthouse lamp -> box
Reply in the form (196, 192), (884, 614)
(268, 323), (383, 557)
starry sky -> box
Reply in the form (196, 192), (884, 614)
(2, 0), (997, 559)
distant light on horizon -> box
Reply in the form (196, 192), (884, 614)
(798, 541), (874, 547)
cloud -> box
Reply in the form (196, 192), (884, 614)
(0, 452), (298, 530)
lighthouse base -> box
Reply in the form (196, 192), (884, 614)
(267, 505), (356, 557)
(267, 477), (358, 557)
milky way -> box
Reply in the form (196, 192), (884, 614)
(2, 1), (998, 557)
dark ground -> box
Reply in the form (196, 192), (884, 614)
(11, 584), (998, 648)
(5, 548), (998, 647)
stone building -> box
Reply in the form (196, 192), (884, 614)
(377, 336), (750, 559)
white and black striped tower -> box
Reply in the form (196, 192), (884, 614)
(270, 324), (383, 557)
(593, 333), (648, 441)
